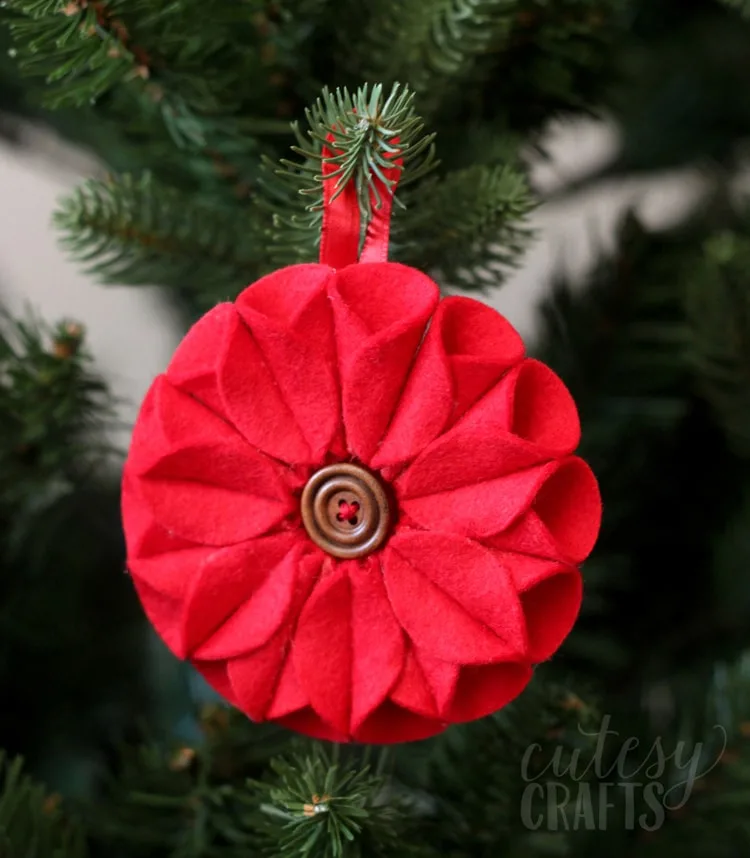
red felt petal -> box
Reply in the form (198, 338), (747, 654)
(128, 376), (294, 545)
(266, 655), (309, 719)
(227, 626), (289, 722)
(235, 264), (340, 462)
(166, 302), (235, 417)
(383, 531), (527, 664)
(443, 297), (525, 420)
(330, 262), (439, 463)
(122, 469), (196, 577)
(498, 552), (583, 662)
(275, 709), (349, 743)
(390, 646), (440, 719)
(489, 457), (601, 564)
(125, 471), (299, 658)
(292, 563), (352, 734)
(400, 461), (559, 539)
(130, 576), (184, 656)
(353, 702), (447, 743)
(190, 537), (303, 660)
(398, 359), (581, 498)
(194, 661), (240, 706)
(373, 297), (523, 468)
(445, 662), (532, 723)
(166, 303), (311, 463)
(350, 559), (404, 731)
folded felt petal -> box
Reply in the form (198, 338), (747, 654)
(374, 296), (524, 469)
(445, 662), (532, 723)
(292, 558), (404, 736)
(130, 576), (185, 657)
(353, 702), (447, 743)
(227, 625), (290, 722)
(397, 359), (581, 497)
(122, 469), (197, 565)
(194, 660), (241, 707)
(400, 461), (560, 539)
(189, 536), (306, 660)
(275, 709), (350, 743)
(292, 563), (351, 734)
(329, 262), (439, 463)
(169, 301), (315, 464)
(383, 530), (527, 664)
(128, 376), (295, 545)
(235, 265), (342, 463)
(487, 457), (602, 565)
(350, 559), (404, 731)
(496, 552), (583, 662)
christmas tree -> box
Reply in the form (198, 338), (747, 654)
(3, 0), (750, 855)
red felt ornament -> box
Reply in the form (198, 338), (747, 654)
(122, 140), (601, 743)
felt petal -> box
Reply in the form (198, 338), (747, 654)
(350, 559), (404, 731)
(383, 530), (527, 664)
(122, 468), (196, 570)
(190, 537), (303, 660)
(373, 296), (524, 468)
(166, 302), (236, 417)
(488, 457), (602, 564)
(292, 563), (351, 734)
(445, 662), (532, 723)
(329, 262), (439, 463)
(389, 646), (440, 719)
(227, 625), (289, 722)
(128, 376), (294, 545)
(166, 303), (311, 463)
(266, 655), (309, 719)
(130, 577), (184, 656)
(235, 265), (341, 462)
(398, 359), (581, 498)
(194, 661), (240, 706)
(275, 709), (349, 743)
(353, 703), (446, 743)
(496, 552), (583, 662)
(400, 461), (559, 539)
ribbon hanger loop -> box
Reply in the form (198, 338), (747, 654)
(319, 132), (403, 269)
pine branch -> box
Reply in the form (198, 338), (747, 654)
(352, 0), (518, 116)
(394, 162), (535, 289)
(0, 751), (86, 857)
(686, 230), (750, 460)
(55, 173), (267, 311)
(0, 307), (113, 514)
(86, 706), (292, 857)
(251, 743), (428, 858)
(5, 0), (269, 113)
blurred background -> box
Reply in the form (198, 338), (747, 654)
(5, 0), (750, 855)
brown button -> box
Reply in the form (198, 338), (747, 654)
(300, 463), (390, 559)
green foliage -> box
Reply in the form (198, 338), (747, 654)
(252, 745), (421, 858)
(354, 0), (517, 116)
(87, 708), (292, 857)
(686, 228), (750, 460)
(55, 172), (266, 312)
(0, 751), (86, 857)
(4, 0), (273, 115)
(395, 162), (535, 288)
(0, 308), (112, 512)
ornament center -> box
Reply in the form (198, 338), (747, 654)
(300, 463), (390, 559)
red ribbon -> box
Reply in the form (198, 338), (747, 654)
(319, 135), (402, 268)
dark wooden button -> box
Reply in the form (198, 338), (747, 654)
(301, 463), (390, 559)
